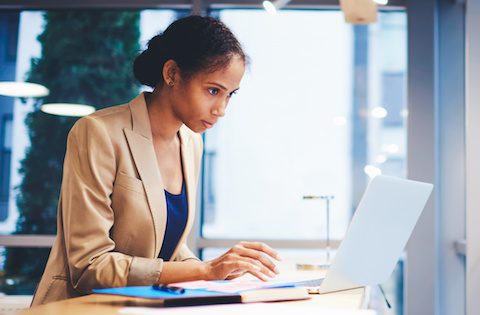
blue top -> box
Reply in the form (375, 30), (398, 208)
(158, 181), (188, 261)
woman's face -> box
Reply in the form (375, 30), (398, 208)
(171, 55), (245, 133)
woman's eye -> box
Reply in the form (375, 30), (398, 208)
(228, 90), (238, 98)
(208, 88), (219, 96)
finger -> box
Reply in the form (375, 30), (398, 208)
(226, 271), (246, 280)
(227, 261), (268, 281)
(239, 242), (281, 261)
(234, 256), (276, 279)
(232, 246), (280, 275)
(240, 256), (277, 278)
(245, 267), (269, 282)
(227, 269), (247, 277)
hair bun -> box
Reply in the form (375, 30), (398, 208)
(133, 34), (166, 87)
(147, 34), (165, 52)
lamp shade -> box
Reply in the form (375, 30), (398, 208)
(263, 0), (291, 14)
(0, 81), (49, 97)
(41, 103), (95, 117)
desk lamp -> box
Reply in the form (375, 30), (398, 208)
(298, 195), (335, 270)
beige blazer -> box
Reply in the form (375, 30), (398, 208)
(31, 93), (203, 306)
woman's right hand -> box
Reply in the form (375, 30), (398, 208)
(203, 241), (281, 281)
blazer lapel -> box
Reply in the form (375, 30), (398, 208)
(124, 93), (166, 257)
(170, 127), (196, 259)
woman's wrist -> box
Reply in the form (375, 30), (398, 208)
(155, 260), (212, 284)
(198, 261), (211, 280)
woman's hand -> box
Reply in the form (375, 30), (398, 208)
(204, 242), (281, 281)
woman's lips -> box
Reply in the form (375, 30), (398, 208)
(202, 120), (214, 129)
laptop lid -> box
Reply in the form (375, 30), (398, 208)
(318, 175), (433, 293)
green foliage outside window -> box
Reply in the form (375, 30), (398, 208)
(1, 10), (140, 294)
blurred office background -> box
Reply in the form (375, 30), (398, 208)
(0, 1), (476, 315)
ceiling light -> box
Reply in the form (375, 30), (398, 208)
(0, 81), (49, 98)
(382, 144), (399, 154)
(375, 154), (387, 164)
(372, 0), (389, 5)
(263, 0), (291, 14)
(364, 165), (382, 178)
(41, 103), (96, 117)
(371, 106), (388, 119)
(262, 1), (277, 14)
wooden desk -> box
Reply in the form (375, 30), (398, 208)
(20, 287), (370, 315)
(20, 262), (373, 315)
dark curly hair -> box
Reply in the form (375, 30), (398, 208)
(133, 15), (247, 88)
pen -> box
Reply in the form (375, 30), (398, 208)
(152, 284), (186, 294)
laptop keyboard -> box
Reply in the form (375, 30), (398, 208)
(289, 278), (324, 287)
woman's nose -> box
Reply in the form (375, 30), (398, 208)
(212, 99), (227, 117)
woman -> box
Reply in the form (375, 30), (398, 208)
(32, 15), (280, 306)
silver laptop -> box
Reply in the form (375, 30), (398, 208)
(288, 175), (433, 294)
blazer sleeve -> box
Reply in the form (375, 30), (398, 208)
(61, 116), (163, 294)
(174, 244), (201, 262)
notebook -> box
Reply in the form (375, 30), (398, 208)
(93, 281), (309, 307)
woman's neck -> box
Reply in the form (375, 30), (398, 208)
(145, 88), (183, 142)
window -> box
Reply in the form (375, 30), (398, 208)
(0, 115), (12, 221)
(5, 13), (19, 62)
(201, 10), (407, 241)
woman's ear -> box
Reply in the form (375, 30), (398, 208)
(162, 59), (178, 86)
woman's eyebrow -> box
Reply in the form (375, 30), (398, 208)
(206, 82), (228, 90)
(206, 82), (240, 92)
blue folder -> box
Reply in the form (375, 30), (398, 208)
(93, 286), (241, 306)
(93, 282), (296, 307)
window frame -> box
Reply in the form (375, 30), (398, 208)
(0, 0), (406, 10)
(466, 0), (480, 313)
